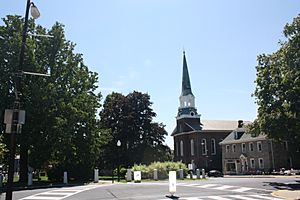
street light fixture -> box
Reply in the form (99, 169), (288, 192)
(117, 140), (121, 182)
(4, 1), (40, 200)
(30, 3), (40, 19)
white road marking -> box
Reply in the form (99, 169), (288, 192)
(232, 187), (253, 192)
(207, 196), (231, 200)
(213, 185), (235, 190)
(248, 194), (283, 200)
(196, 184), (218, 188)
(20, 184), (110, 200)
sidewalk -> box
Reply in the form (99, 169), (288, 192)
(272, 190), (300, 200)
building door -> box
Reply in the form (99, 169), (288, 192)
(240, 154), (248, 173)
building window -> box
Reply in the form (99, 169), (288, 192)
(232, 144), (236, 153)
(283, 141), (288, 151)
(190, 139), (194, 156)
(176, 142), (179, 156)
(226, 145), (230, 153)
(258, 158), (264, 169)
(242, 143), (246, 153)
(180, 140), (184, 156)
(250, 158), (255, 168)
(211, 139), (216, 155)
(201, 139), (207, 155)
(257, 141), (262, 152)
(249, 142), (254, 152)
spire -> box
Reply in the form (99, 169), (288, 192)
(181, 51), (193, 96)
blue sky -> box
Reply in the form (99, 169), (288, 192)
(1, 0), (299, 148)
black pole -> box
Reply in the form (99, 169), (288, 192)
(117, 152), (120, 182)
(5, 1), (30, 199)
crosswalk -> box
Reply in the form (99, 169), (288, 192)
(177, 183), (271, 193)
(20, 184), (109, 200)
(161, 194), (283, 200)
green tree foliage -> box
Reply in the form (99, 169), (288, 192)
(99, 91), (171, 168)
(0, 15), (103, 181)
(253, 14), (300, 150)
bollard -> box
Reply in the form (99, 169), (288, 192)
(166, 171), (178, 199)
(94, 168), (99, 183)
(126, 169), (132, 181)
(28, 172), (33, 186)
(153, 169), (158, 181)
(63, 171), (68, 184)
(196, 169), (200, 179)
(179, 169), (184, 179)
(202, 169), (205, 179)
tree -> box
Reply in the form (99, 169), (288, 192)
(0, 15), (103, 181)
(0, 135), (7, 164)
(253, 14), (300, 152)
(99, 91), (171, 169)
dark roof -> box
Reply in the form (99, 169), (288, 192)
(181, 51), (193, 96)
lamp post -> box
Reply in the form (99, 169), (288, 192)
(5, 1), (40, 200)
(117, 140), (121, 182)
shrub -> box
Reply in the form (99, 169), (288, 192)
(132, 161), (188, 180)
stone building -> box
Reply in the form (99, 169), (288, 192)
(220, 120), (300, 174)
(172, 52), (238, 171)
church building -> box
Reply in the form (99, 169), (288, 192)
(172, 51), (239, 171)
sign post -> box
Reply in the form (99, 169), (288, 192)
(166, 171), (179, 199)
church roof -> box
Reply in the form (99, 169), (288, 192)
(201, 120), (240, 131)
(181, 51), (194, 96)
(171, 120), (249, 136)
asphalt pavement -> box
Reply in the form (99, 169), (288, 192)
(0, 176), (299, 200)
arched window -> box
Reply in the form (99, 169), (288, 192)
(176, 142), (179, 156)
(201, 139), (207, 155)
(211, 138), (216, 155)
(180, 140), (184, 156)
(190, 139), (194, 156)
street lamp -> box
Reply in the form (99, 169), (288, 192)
(4, 1), (40, 200)
(117, 140), (121, 182)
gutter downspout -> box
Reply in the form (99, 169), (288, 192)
(270, 140), (275, 170)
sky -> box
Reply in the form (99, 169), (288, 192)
(1, 0), (299, 149)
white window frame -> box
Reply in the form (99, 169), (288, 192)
(242, 143), (246, 153)
(190, 139), (194, 156)
(211, 138), (216, 155)
(201, 139), (207, 155)
(226, 145), (230, 153)
(258, 158), (264, 169)
(250, 158), (255, 168)
(180, 140), (184, 156)
(232, 144), (236, 153)
(249, 142), (254, 152)
(257, 141), (262, 152)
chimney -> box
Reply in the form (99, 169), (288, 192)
(238, 120), (244, 128)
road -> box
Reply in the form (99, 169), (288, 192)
(1, 177), (299, 200)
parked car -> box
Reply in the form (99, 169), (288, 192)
(208, 170), (223, 177)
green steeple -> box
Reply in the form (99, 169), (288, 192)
(181, 51), (194, 96)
